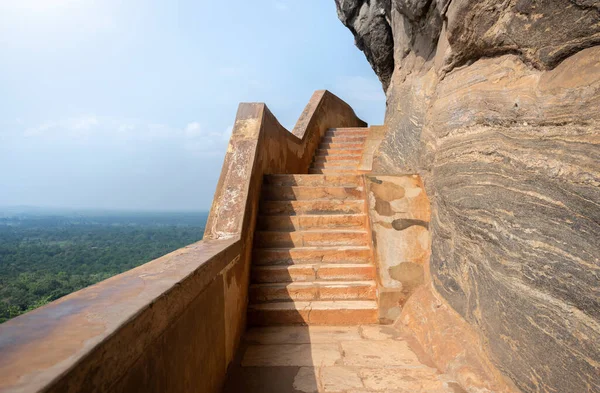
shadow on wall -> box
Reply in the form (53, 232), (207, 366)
(221, 174), (319, 392)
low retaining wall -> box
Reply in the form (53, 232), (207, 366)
(0, 238), (242, 393)
(364, 175), (431, 324)
(0, 90), (365, 393)
(364, 174), (520, 392)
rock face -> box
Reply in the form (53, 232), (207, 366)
(335, 1), (600, 392)
(335, 0), (395, 89)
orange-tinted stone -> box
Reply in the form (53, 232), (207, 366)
(249, 129), (378, 328)
(252, 246), (372, 265)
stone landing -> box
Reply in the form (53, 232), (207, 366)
(222, 325), (464, 393)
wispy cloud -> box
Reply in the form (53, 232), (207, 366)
(184, 122), (202, 137)
(117, 123), (135, 133)
(19, 115), (231, 155)
(23, 115), (100, 138)
(70, 115), (99, 129)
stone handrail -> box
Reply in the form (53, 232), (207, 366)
(0, 238), (242, 393)
(0, 90), (365, 393)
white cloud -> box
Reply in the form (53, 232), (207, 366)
(117, 123), (135, 133)
(67, 115), (99, 132)
(184, 122), (202, 137)
(23, 121), (55, 137)
(18, 115), (231, 155)
(23, 115), (99, 138)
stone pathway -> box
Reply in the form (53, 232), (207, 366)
(222, 325), (465, 393)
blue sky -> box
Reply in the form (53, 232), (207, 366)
(0, 0), (385, 211)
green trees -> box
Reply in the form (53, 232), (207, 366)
(0, 213), (206, 323)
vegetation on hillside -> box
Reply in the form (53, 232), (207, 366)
(0, 211), (206, 323)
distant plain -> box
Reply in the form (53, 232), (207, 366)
(0, 208), (207, 322)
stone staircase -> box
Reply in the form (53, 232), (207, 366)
(248, 127), (378, 325)
(309, 127), (368, 174)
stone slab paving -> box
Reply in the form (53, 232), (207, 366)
(222, 325), (466, 393)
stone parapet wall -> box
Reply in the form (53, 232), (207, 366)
(0, 238), (242, 393)
(0, 90), (366, 393)
(204, 90), (366, 240)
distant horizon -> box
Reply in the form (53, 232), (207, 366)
(0, 204), (210, 215)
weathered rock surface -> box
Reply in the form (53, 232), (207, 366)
(335, 0), (394, 89)
(365, 175), (431, 323)
(335, 1), (600, 392)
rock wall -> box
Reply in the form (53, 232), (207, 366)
(335, 1), (600, 392)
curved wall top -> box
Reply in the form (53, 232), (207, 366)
(204, 89), (366, 240)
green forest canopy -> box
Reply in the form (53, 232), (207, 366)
(0, 210), (207, 323)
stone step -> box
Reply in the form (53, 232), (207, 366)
(319, 142), (364, 150)
(322, 136), (367, 143)
(252, 246), (371, 265)
(247, 300), (379, 326)
(313, 155), (362, 163)
(310, 161), (359, 169)
(256, 214), (366, 231)
(315, 148), (364, 157)
(259, 199), (365, 215)
(314, 147), (363, 159)
(309, 162), (358, 172)
(249, 281), (377, 302)
(263, 174), (361, 187)
(252, 263), (376, 283)
(261, 185), (363, 201)
(309, 168), (360, 174)
(254, 230), (369, 248)
(328, 127), (370, 131)
(325, 128), (369, 136)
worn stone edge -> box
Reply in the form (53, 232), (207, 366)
(0, 237), (241, 393)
